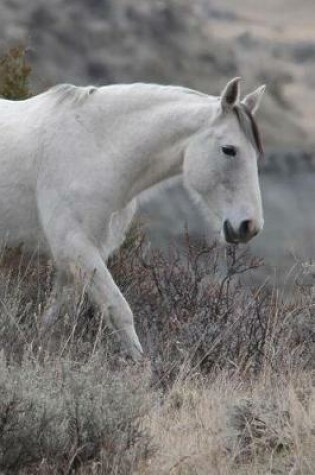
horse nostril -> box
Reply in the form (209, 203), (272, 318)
(225, 219), (260, 243)
(239, 220), (253, 239)
(223, 220), (238, 243)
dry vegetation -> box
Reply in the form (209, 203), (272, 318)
(147, 372), (315, 475)
(0, 231), (314, 474)
(0, 46), (31, 100)
(0, 47), (314, 474)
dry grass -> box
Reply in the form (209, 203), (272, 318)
(146, 372), (315, 475)
(0, 236), (314, 474)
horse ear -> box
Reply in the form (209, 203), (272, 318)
(220, 77), (241, 112)
(242, 85), (266, 115)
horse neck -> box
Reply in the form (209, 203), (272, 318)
(111, 87), (216, 200)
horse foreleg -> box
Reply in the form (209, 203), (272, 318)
(43, 225), (143, 360)
(87, 258), (144, 361)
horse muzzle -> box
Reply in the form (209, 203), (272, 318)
(223, 219), (261, 244)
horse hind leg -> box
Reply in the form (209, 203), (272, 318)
(41, 270), (75, 328)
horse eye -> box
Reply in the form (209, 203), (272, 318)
(221, 145), (236, 157)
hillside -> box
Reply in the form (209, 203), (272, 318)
(0, 0), (314, 149)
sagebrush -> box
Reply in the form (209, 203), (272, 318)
(0, 45), (32, 99)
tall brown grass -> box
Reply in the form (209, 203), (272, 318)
(0, 234), (313, 473)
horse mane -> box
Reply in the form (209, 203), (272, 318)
(233, 104), (263, 157)
(48, 83), (97, 106)
(45, 84), (263, 158)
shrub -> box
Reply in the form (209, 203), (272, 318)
(0, 45), (32, 99)
(1, 234), (314, 386)
(0, 352), (152, 474)
(110, 234), (315, 386)
(0, 233), (314, 472)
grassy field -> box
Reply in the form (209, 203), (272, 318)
(0, 235), (314, 474)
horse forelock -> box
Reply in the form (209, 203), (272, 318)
(233, 104), (263, 157)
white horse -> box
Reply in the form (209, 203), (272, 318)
(0, 77), (265, 360)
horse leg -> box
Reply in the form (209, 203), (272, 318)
(85, 254), (144, 361)
(40, 213), (143, 360)
(41, 270), (69, 327)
